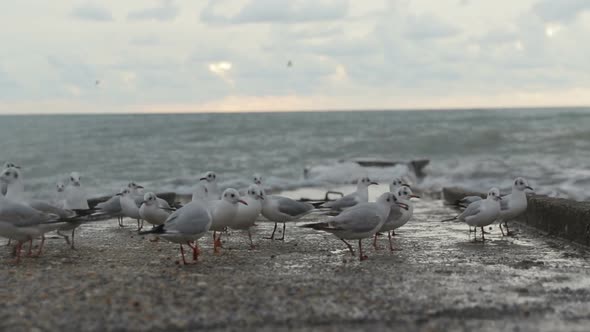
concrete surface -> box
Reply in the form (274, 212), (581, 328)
(443, 187), (590, 246)
(1, 199), (590, 331)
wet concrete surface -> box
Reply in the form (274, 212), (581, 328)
(1, 199), (590, 331)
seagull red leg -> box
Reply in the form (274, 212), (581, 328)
(359, 239), (368, 261)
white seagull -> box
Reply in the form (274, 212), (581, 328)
(375, 186), (419, 251)
(444, 187), (502, 241)
(139, 200), (212, 265)
(139, 192), (171, 227)
(321, 177), (378, 211)
(199, 171), (219, 200)
(229, 185), (263, 249)
(497, 177), (533, 235)
(119, 188), (143, 231)
(260, 190), (314, 241)
(208, 188), (247, 253)
(95, 188), (125, 227)
(1, 162), (20, 196)
(303, 192), (407, 261)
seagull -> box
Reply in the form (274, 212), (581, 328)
(128, 181), (171, 210)
(302, 192), (406, 261)
(1, 167), (82, 251)
(389, 177), (409, 193)
(375, 186), (419, 251)
(95, 188), (125, 227)
(192, 180), (209, 202)
(119, 188), (143, 231)
(139, 192), (171, 227)
(139, 200), (212, 265)
(0, 193), (68, 262)
(260, 190), (315, 241)
(497, 177), (533, 236)
(207, 188), (247, 253)
(228, 185), (263, 249)
(1, 162), (20, 196)
(53, 172), (94, 249)
(53, 182), (66, 208)
(200, 171), (219, 200)
(64, 172), (89, 210)
(0, 168), (75, 219)
(443, 188), (502, 241)
(321, 177), (378, 211)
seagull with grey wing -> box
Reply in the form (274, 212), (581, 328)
(497, 177), (533, 236)
(302, 192), (407, 261)
(139, 200), (212, 265)
(260, 189), (315, 241)
(443, 187), (502, 241)
(0, 193), (71, 262)
(95, 188), (125, 227)
(375, 186), (419, 251)
(321, 177), (378, 211)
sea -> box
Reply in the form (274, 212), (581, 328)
(1, 107), (589, 201)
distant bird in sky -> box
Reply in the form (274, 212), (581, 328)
(287, 60), (292, 67)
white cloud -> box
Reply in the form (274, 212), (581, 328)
(127, 0), (179, 22)
(70, 3), (113, 22)
(201, 0), (349, 24)
(532, 0), (590, 23)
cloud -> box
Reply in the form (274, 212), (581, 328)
(531, 0), (590, 23)
(129, 35), (160, 46)
(70, 3), (113, 22)
(403, 13), (461, 40)
(201, 0), (349, 24)
(127, 0), (179, 22)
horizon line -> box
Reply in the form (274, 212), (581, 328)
(0, 105), (588, 116)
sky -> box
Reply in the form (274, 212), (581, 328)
(0, 0), (589, 114)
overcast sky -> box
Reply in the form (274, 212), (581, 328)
(1, 0), (589, 113)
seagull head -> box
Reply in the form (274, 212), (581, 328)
(397, 186), (420, 201)
(69, 172), (83, 187)
(358, 176), (378, 188)
(200, 171), (217, 183)
(143, 192), (158, 205)
(0, 168), (19, 184)
(513, 177), (533, 192)
(222, 188), (247, 206)
(253, 174), (263, 186)
(486, 187), (502, 201)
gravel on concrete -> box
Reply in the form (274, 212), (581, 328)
(1, 199), (590, 331)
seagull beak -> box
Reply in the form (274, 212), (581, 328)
(199, 177), (207, 181)
(238, 199), (248, 206)
(257, 195), (264, 200)
(397, 202), (409, 210)
(116, 193), (123, 196)
(410, 194), (420, 199)
(136, 185), (144, 189)
(525, 186), (534, 191)
(498, 196), (502, 200)
(402, 183), (411, 188)
(370, 182), (379, 186)
(14, 165), (21, 169)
